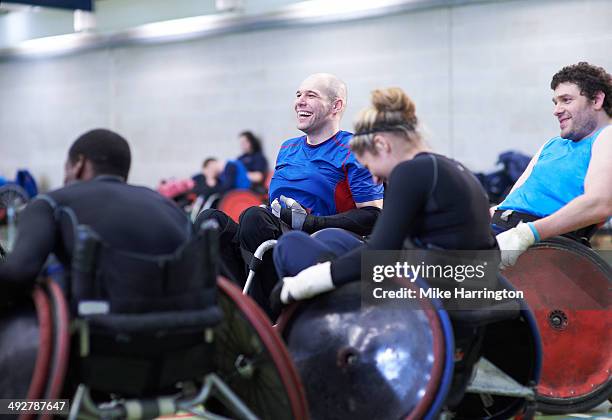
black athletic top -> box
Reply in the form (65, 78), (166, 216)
(0, 176), (191, 298)
(192, 173), (219, 199)
(238, 151), (269, 174)
(331, 153), (497, 285)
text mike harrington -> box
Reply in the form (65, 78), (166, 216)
(370, 261), (524, 301)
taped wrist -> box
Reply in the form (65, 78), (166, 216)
(526, 222), (541, 242)
(280, 208), (307, 230)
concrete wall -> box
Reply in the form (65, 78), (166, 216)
(0, 0), (610, 189)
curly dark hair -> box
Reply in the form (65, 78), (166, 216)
(551, 62), (612, 117)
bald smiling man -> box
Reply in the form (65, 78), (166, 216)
(196, 73), (384, 316)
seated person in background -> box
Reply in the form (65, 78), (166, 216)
(197, 73), (384, 316)
(237, 131), (269, 188)
(157, 177), (195, 208)
(0, 129), (191, 304)
(493, 62), (612, 268)
(192, 157), (251, 199)
(192, 157), (222, 200)
(273, 87), (497, 305)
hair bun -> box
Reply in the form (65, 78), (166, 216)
(371, 87), (416, 122)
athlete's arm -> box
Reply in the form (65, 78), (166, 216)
(298, 194), (383, 236)
(310, 156), (384, 235)
(0, 199), (56, 299)
(345, 155), (385, 208)
(491, 143), (545, 216)
(247, 153), (268, 184)
(533, 126), (612, 239)
(301, 206), (382, 236)
(302, 180), (383, 236)
(247, 171), (265, 183)
(330, 159), (433, 285)
(357, 199), (383, 209)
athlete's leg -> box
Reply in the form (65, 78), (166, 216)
(273, 228), (363, 279)
(195, 209), (246, 285)
(238, 206), (283, 317)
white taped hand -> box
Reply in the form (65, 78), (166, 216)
(271, 198), (281, 218)
(280, 261), (334, 303)
(496, 222), (536, 270)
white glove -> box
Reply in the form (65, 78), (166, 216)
(496, 222), (538, 270)
(280, 261), (334, 303)
(271, 198), (281, 217)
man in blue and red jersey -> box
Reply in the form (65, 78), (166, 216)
(196, 73), (383, 316)
(267, 73), (384, 232)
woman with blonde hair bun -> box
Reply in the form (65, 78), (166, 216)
(271, 87), (498, 305)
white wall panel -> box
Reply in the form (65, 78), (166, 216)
(0, 0), (610, 189)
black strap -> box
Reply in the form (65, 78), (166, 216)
(492, 209), (596, 246)
(492, 209), (539, 227)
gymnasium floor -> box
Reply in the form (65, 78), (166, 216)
(535, 401), (611, 419)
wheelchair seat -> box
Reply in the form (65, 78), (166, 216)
(75, 308), (222, 396)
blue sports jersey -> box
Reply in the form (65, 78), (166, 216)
(269, 131), (384, 216)
(499, 126), (608, 217)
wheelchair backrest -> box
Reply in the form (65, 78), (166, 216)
(70, 221), (219, 316)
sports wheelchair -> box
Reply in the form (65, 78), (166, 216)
(0, 222), (308, 420)
(245, 238), (541, 419)
(503, 236), (611, 414)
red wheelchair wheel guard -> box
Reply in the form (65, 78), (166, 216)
(40, 280), (70, 420)
(26, 288), (54, 401)
(215, 277), (309, 420)
(0, 286), (55, 420)
(217, 190), (263, 223)
(504, 237), (611, 413)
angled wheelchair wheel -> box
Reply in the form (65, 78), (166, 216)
(0, 285), (57, 420)
(452, 310), (541, 420)
(217, 190), (263, 223)
(277, 281), (449, 420)
(214, 277), (308, 420)
(42, 281), (71, 404)
(0, 184), (30, 209)
(504, 237), (612, 414)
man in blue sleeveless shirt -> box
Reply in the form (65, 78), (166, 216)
(493, 62), (612, 268)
